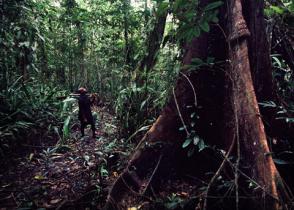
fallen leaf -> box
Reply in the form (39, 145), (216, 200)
(34, 175), (46, 180)
(113, 171), (118, 177)
(29, 153), (34, 161)
(50, 198), (62, 204)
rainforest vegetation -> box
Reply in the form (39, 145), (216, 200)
(0, 0), (294, 209)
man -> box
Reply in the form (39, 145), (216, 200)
(78, 87), (96, 138)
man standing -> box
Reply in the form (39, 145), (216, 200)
(78, 87), (96, 138)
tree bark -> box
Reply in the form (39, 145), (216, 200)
(137, 7), (168, 80)
(242, 0), (275, 101)
(224, 1), (289, 209)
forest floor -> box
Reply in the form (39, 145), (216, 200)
(0, 105), (204, 210)
(0, 106), (135, 209)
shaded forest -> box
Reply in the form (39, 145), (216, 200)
(0, 0), (294, 209)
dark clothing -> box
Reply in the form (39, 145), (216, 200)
(78, 93), (95, 137)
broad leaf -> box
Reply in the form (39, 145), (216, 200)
(182, 138), (192, 148)
(273, 158), (294, 165)
(193, 135), (200, 145)
(204, 1), (224, 11)
(198, 139), (206, 151)
(200, 21), (210, 32)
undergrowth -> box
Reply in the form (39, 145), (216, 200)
(0, 77), (66, 159)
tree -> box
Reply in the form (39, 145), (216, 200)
(0, 0), (36, 84)
(138, 2), (168, 75)
(104, 0), (292, 209)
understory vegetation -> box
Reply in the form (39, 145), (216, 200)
(0, 0), (294, 209)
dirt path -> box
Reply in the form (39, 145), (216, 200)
(0, 106), (133, 209)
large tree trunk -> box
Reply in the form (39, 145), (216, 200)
(245, 0), (294, 153)
(223, 0), (289, 209)
(104, 0), (291, 209)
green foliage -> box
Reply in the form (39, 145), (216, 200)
(180, 111), (206, 157)
(114, 52), (180, 136)
(265, 5), (286, 16)
(203, 1), (224, 11)
(172, 0), (223, 42)
(114, 81), (165, 136)
(0, 79), (64, 156)
(267, 54), (294, 124)
(265, 0), (294, 16)
(61, 97), (78, 143)
(271, 55), (293, 100)
(3, 0), (180, 141)
(63, 116), (71, 141)
(259, 101), (294, 124)
(99, 164), (109, 177)
(165, 193), (184, 209)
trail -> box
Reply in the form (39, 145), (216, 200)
(0, 106), (133, 209)
(1, 106), (200, 210)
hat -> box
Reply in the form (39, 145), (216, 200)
(78, 87), (87, 94)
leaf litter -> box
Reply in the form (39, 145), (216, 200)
(0, 106), (133, 209)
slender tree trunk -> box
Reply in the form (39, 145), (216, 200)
(123, 0), (131, 66)
(68, 27), (73, 91)
(18, 47), (30, 82)
(77, 21), (87, 86)
(138, 8), (168, 76)
(57, 66), (66, 84)
(144, 0), (149, 24)
(40, 40), (49, 82)
(0, 49), (8, 91)
(0, 1), (7, 90)
(135, 6), (167, 100)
